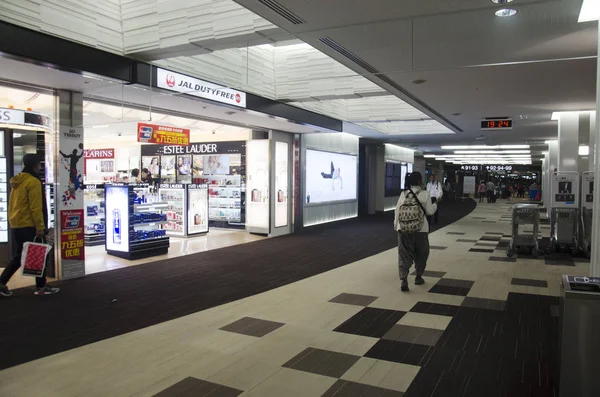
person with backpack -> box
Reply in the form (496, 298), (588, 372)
(394, 172), (437, 292)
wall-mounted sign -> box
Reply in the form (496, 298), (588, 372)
(0, 107), (51, 129)
(83, 148), (114, 158)
(480, 119), (513, 130)
(156, 68), (247, 108)
(141, 141), (245, 156)
(460, 165), (480, 171)
(485, 165), (513, 171)
(137, 123), (190, 146)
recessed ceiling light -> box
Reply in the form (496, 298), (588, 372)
(495, 8), (517, 17)
(410, 79), (427, 85)
(491, 0), (513, 4)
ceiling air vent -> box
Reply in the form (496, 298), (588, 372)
(318, 38), (379, 75)
(258, 0), (305, 25)
(318, 36), (463, 133)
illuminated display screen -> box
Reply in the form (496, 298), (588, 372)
(480, 119), (513, 130)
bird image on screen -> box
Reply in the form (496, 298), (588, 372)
(320, 161), (343, 190)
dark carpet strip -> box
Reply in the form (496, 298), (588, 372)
(0, 199), (477, 370)
(405, 293), (559, 397)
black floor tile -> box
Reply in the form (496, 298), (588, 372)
(469, 248), (495, 253)
(430, 246), (448, 250)
(461, 297), (506, 311)
(329, 293), (379, 307)
(456, 239), (478, 243)
(152, 377), (243, 397)
(480, 236), (503, 241)
(485, 232), (505, 235)
(334, 307), (406, 338)
(429, 284), (470, 296)
(283, 347), (360, 378)
(365, 339), (431, 366)
(511, 278), (548, 288)
(489, 256), (516, 263)
(322, 380), (405, 397)
(447, 232), (466, 235)
(410, 301), (460, 316)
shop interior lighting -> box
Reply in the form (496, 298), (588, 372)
(579, 145), (590, 156)
(578, 0), (600, 23)
(440, 145), (529, 150)
(454, 150), (530, 154)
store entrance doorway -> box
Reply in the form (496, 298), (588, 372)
(0, 128), (51, 268)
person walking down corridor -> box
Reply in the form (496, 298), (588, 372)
(478, 180), (486, 203)
(394, 172), (437, 292)
(0, 154), (59, 297)
(486, 180), (496, 203)
(426, 174), (442, 224)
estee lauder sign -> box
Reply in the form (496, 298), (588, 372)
(83, 149), (114, 159)
(141, 141), (246, 157)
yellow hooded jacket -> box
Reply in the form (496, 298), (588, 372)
(8, 172), (45, 231)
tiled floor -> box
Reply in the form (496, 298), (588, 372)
(0, 200), (588, 396)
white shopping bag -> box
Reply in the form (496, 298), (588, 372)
(21, 238), (52, 277)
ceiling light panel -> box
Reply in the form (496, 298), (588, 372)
(578, 0), (600, 23)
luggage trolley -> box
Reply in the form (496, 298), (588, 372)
(580, 171), (594, 258)
(546, 172), (580, 255)
(507, 203), (540, 258)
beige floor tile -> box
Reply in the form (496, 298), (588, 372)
(243, 368), (336, 397)
(379, 361), (421, 392)
(398, 312), (453, 330)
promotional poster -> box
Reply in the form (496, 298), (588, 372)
(137, 123), (190, 146)
(58, 126), (85, 279)
(187, 186), (209, 234)
(246, 140), (269, 231)
(305, 150), (357, 204)
(275, 142), (288, 228)
(105, 185), (130, 252)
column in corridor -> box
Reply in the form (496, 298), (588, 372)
(557, 113), (579, 172)
(591, 26), (600, 277)
(546, 140), (558, 217)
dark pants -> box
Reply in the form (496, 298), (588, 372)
(398, 232), (430, 280)
(0, 227), (47, 289)
(487, 190), (494, 203)
(427, 198), (439, 224)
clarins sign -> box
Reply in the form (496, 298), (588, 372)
(156, 68), (246, 108)
(83, 149), (114, 159)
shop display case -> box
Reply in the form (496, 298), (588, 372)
(159, 184), (185, 236)
(158, 184), (209, 236)
(84, 184), (105, 246)
(200, 174), (244, 226)
(46, 184), (55, 229)
(104, 184), (170, 260)
(0, 158), (7, 243)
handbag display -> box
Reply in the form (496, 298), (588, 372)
(21, 237), (52, 277)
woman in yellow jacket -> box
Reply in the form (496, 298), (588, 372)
(0, 154), (59, 297)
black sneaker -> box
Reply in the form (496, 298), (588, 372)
(401, 279), (409, 292)
(415, 276), (425, 285)
(0, 286), (12, 297)
(34, 286), (60, 296)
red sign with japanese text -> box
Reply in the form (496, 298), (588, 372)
(60, 209), (85, 261)
(137, 123), (190, 146)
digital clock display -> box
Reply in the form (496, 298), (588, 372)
(481, 119), (513, 130)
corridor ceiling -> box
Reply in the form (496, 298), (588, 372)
(232, 0), (598, 149)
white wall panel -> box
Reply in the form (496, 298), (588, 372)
(0, 0), (123, 54)
(274, 45), (384, 101)
(121, 0), (284, 58)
